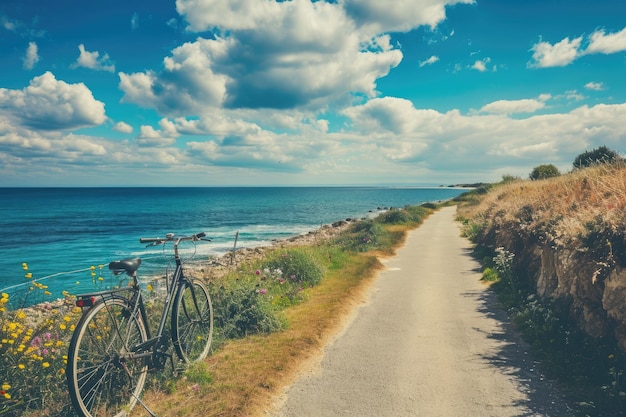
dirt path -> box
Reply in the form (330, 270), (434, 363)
(267, 206), (572, 417)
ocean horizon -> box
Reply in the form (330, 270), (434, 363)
(0, 186), (468, 301)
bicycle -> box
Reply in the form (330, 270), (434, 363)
(66, 232), (214, 417)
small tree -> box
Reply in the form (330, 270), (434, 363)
(573, 146), (622, 169)
(529, 164), (561, 180)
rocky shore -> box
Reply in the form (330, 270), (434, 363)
(196, 218), (356, 281)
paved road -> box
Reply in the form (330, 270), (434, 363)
(269, 206), (572, 417)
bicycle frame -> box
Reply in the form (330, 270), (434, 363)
(74, 238), (193, 368)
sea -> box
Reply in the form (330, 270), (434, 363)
(0, 187), (467, 302)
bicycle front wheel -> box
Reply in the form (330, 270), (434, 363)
(67, 297), (148, 417)
(172, 279), (214, 363)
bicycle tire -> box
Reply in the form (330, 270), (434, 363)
(67, 297), (148, 417)
(172, 279), (214, 363)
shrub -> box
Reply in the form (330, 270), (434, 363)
(573, 145), (623, 169)
(378, 209), (411, 224)
(211, 277), (284, 340)
(260, 248), (325, 288)
(529, 164), (561, 180)
(337, 219), (389, 252)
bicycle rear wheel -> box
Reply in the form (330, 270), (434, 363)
(67, 297), (148, 417)
(172, 279), (214, 363)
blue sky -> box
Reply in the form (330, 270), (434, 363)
(1, 0), (625, 186)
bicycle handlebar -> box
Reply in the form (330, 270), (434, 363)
(140, 232), (209, 245)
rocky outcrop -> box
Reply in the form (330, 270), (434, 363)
(479, 216), (626, 352)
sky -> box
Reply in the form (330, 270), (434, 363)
(1, 0), (625, 187)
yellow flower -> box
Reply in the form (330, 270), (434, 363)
(15, 311), (25, 320)
(18, 364), (25, 369)
(63, 316), (71, 322)
(22, 262), (28, 270)
(59, 324), (67, 330)
(42, 362), (50, 368)
(90, 265), (96, 270)
(24, 273), (33, 279)
(3, 393), (10, 400)
(44, 291), (52, 296)
(2, 384), (10, 390)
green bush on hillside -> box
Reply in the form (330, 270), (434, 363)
(529, 164), (561, 180)
(573, 145), (623, 169)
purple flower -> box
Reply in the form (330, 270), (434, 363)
(259, 288), (267, 295)
(255, 270), (260, 275)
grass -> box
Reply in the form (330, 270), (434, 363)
(1, 204), (433, 416)
(459, 162), (626, 416)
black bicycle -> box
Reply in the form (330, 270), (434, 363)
(66, 232), (214, 417)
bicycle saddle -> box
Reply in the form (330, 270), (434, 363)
(109, 257), (142, 275)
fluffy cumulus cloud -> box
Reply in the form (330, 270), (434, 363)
(0, 71), (107, 130)
(341, 97), (626, 172)
(529, 26), (626, 68)
(72, 44), (115, 72)
(119, 0), (470, 115)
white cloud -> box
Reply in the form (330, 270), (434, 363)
(113, 121), (133, 133)
(529, 26), (626, 68)
(0, 71), (107, 130)
(122, 0), (472, 114)
(528, 36), (582, 68)
(72, 44), (115, 72)
(341, 0), (476, 33)
(479, 96), (548, 115)
(585, 82), (605, 91)
(136, 125), (177, 147)
(22, 42), (40, 70)
(342, 98), (626, 174)
(419, 55), (440, 67)
(585, 27), (626, 55)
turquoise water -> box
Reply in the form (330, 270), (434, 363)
(0, 187), (467, 298)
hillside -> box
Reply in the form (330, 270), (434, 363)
(457, 162), (626, 352)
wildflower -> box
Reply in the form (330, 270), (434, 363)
(24, 273), (33, 279)
(22, 263), (28, 270)
(42, 362), (50, 368)
(258, 288), (268, 295)
(147, 284), (153, 292)
(18, 364), (25, 369)
(255, 270), (261, 275)
(3, 392), (10, 400)
(191, 383), (199, 392)
(59, 324), (67, 330)
(1, 384), (10, 390)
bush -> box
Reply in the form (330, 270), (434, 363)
(337, 219), (389, 252)
(573, 145), (623, 169)
(378, 209), (411, 224)
(211, 277), (285, 340)
(529, 164), (561, 180)
(260, 248), (325, 288)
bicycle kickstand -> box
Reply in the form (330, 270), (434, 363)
(131, 391), (157, 417)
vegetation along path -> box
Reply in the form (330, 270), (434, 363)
(268, 206), (573, 417)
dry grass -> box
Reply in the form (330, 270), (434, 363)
(458, 162), (626, 246)
(141, 253), (385, 417)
